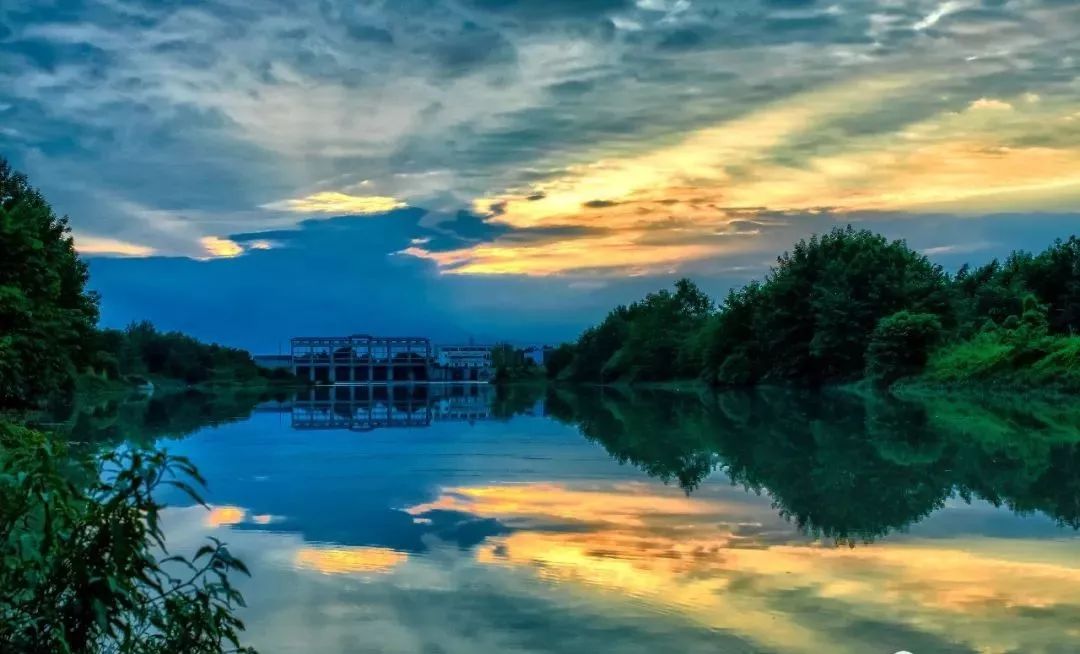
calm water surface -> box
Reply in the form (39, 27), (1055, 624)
(81, 385), (1080, 653)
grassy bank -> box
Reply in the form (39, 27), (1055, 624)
(904, 328), (1080, 393)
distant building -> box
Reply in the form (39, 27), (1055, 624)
(291, 334), (432, 383)
(436, 344), (494, 369)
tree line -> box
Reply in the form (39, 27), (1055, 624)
(93, 321), (289, 387)
(546, 226), (1080, 390)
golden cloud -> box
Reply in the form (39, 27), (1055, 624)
(262, 191), (405, 215)
(404, 82), (1080, 276)
(74, 235), (157, 257)
(200, 236), (244, 258)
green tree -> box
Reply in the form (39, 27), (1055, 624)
(0, 159), (258, 654)
(94, 322), (267, 386)
(1018, 237), (1080, 334)
(701, 282), (764, 386)
(865, 311), (943, 386)
(607, 279), (714, 381)
(0, 159), (99, 408)
(569, 305), (634, 382)
(544, 343), (576, 379)
(705, 226), (950, 385)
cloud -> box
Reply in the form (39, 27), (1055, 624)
(968, 97), (1013, 111)
(404, 79), (1080, 275)
(5, 0), (1076, 264)
(205, 505), (247, 527)
(3, 0), (1080, 330)
(914, 1), (971, 31)
(262, 192), (406, 215)
(74, 235), (157, 257)
(200, 236), (244, 258)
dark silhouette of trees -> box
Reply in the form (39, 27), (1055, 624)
(552, 278), (713, 382)
(94, 321), (264, 386)
(0, 159), (99, 408)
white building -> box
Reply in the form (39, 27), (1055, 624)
(436, 344), (494, 369)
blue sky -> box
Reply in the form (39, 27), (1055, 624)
(2, 0), (1079, 351)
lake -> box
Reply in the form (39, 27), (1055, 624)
(71, 384), (1080, 653)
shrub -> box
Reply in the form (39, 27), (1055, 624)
(866, 311), (943, 385)
(0, 422), (256, 653)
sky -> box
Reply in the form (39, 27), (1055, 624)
(2, 0), (1080, 351)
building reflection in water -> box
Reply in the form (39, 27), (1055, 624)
(289, 384), (545, 431)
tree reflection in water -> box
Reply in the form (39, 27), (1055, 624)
(545, 386), (1080, 543)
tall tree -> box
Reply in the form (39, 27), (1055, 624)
(0, 158), (100, 408)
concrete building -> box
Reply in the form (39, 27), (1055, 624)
(291, 335), (431, 383)
(290, 335), (499, 384)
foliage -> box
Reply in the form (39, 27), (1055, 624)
(919, 301), (1080, 391)
(608, 278), (713, 382)
(552, 225), (1080, 390)
(706, 226), (950, 385)
(0, 421), (255, 654)
(1, 158), (276, 407)
(0, 159), (100, 409)
(543, 344), (576, 380)
(561, 278), (713, 383)
(491, 343), (542, 384)
(865, 311), (943, 386)
(0, 159), (257, 654)
(92, 322), (269, 386)
(1012, 237), (1080, 334)
(567, 305), (633, 383)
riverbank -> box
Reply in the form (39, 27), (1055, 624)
(76, 371), (305, 396)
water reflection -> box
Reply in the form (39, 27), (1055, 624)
(70, 384), (1080, 653)
(43, 387), (276, 448)
(545, 386), (1080, 541)
(290, 384), (522, 430)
